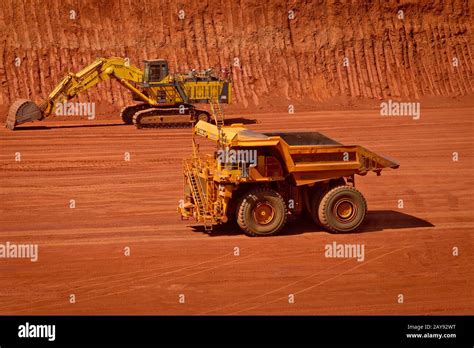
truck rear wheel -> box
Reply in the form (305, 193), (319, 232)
(237, 189), (287, 237)
(317, 185), (367, 233)
(310, 188), (327, 226)
(309, 178), (346, 226)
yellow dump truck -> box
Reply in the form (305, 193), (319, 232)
(178, 121), (399, 236)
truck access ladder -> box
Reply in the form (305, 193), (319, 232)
(184, 160), (213, 231)
(210, 98), (224, 128)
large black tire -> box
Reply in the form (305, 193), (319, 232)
(310, 187), (328, 226)
(309, 178), (346, 226)
(318, 185), (367, 233)
(237, 189), (287, 237)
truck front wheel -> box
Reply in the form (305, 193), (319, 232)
(237, 189), (287, 237)
(317, 186), (367, 233)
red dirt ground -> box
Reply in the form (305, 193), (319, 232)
(0, 107), (472, 315)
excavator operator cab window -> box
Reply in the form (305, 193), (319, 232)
(143, 60), (169, 84)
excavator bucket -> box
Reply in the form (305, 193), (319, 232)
(6, 99), (44, 130)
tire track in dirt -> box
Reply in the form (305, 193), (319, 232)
(199, 247), (384, 315)
(0, 251), (258, 314)
(0, 249), (237, 312)
(229, 246), (411, 314)
(0, 245), (331, 314)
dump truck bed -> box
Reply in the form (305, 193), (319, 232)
(263, 131), (341, 146)
(194, 121), (399, 185)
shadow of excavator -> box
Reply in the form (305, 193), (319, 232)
(190, 210), (434, 237)
(9, 123), (127, 130)
(225, 117), (257, 125)
(9, 116), (257, 131)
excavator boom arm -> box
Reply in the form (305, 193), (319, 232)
(40, 57), (152, 116)
(5, 57), (157, 129)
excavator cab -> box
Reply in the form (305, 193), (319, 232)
(143, 59), (169, 84)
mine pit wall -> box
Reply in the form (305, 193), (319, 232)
(0, 0), (472, 116)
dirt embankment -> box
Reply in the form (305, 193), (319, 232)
(0, 0), (473, 117)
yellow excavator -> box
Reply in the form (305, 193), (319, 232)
(6, 57), (231, 130)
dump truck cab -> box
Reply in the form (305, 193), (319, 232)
(179, 121), (399, 236)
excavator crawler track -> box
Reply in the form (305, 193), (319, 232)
(132, 107), (197, 129)
(120, 103), (152, 124)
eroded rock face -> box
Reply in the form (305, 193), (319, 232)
(0, 0), (472, 113)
